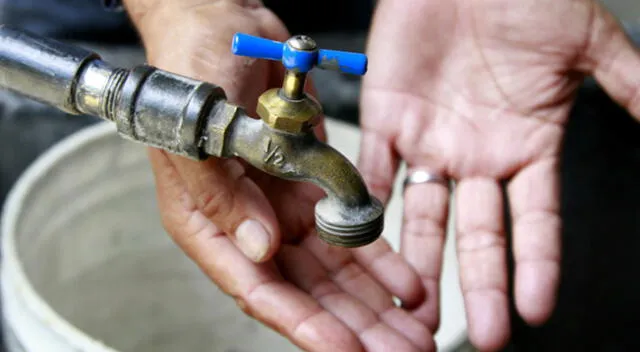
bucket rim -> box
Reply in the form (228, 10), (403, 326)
(1, 121), (120, 352)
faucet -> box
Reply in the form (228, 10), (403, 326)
(0, 26), (384, 248)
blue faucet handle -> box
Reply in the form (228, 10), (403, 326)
(316, 49), (367, 75)
(231, 33), (283, 61)
(231, 33), (367, 75)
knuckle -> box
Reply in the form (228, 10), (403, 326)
(159, 214), (177, 236)
(219, 159), (246, 182)
(332, 261), (365, 284)
(404, 217), (443, 239)
(157, 197), (190, 237)
(196, 187), (234, 222)
(457, 230), (506, 253)
(234, 296), (253, 317)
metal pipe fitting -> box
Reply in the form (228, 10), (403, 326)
(0, 26), (384, 247)
(221, 116), (384, 247)
(0, 25), (233, 160)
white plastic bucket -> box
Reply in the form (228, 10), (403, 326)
(1, 119), (467, 351)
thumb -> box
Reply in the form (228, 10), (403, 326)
(148, 149), (281, 263)
(580, 2), (640, 119)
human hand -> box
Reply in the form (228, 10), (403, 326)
(124, 1), (435, 350)
(359, 0), (640, 350)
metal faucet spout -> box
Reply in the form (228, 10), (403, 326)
(220, 114), (384, 247)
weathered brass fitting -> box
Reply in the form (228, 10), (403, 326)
(256, 88), (322, 133)
(229, 33), (384, 246)
(256, 36), (322, 134)
(212, 105), (384, 247)
(0, 26), (384, 248)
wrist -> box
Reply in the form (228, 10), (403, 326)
(122, 1), (236, 45)
(122, 0), (175, 32)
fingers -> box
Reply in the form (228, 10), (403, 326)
(580, 2), (640, 119)
(352, 240), (425, 309)
(302, 236), (433, 349)
(357, 129), (400, 204)
(148, 148), (360, 352)
(148, 149), (281, 263)
(507, 157), (561, 325)
(400, 167), (451, 331)
(277, 245), (434, 351)
(304, 236), (395, 313)
(455, 178), (510, 352)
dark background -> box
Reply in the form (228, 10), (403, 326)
(0, 1), (639, 351)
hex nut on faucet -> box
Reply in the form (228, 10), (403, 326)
(204, 103), (243, 157)
(256, 88), (323, 133)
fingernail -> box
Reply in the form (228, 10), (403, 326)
(235, 219), (271, 262)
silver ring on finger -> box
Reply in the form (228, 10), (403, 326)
(403, 169), (451, 192)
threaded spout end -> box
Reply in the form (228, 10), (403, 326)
(315, 197), (385, 248)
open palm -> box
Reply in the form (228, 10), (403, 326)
(359, 0), (640, 350)
(131, 1), (435, 351)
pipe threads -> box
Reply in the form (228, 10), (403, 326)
(314, 197), (385, 248)
(103, 68), (129, 121)
(315, 214), (384, 247)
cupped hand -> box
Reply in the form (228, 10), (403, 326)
(359, 0), (640, 350)
(124, 1), (435, 351)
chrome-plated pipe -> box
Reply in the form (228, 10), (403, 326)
(0, 25), (100, 115)
(0, 25), (229, 160)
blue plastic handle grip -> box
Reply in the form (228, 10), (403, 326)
(317, 49), (367, 76)
(231, 33), (283, 61)
(231, 33), (367, 75)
